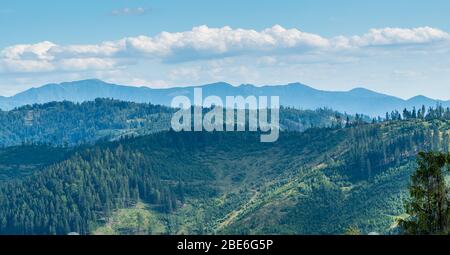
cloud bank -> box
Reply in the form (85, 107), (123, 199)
(1, 25), (449, 74)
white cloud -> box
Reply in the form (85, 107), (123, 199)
(0, 59), (54, 73)
(110, 7), (148, 16)
(50, 41), (123, 58)
(0, 41), (123, 73)
(348, 27), (450, 47)
(1, 41), (56, 60)
(59, 58), (118, 71)
(122, 25), (330, 61)
(1, 25), (450, 75)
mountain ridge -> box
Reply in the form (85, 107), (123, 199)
(1, 79), (449, 116)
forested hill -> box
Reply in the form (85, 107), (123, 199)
(0, 118), (449, 235)
(0, 98), (354, 147)
(0, 99), (173, 147)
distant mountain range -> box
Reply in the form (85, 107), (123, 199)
(0, 79), (447, 116)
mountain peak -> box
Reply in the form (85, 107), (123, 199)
(59, 79), (109, 87)
(407, 95), (433, 101)
(287, 82), (307, 86)
(349, 87), (373, 93)
(202, 82), (234, 88)
(347, 87), (396, 99)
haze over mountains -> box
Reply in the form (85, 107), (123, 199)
(0, 79), (447, 116)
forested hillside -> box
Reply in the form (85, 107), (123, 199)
(0, 99), (353, 147)
(0, 117), (449, 235)
(0, 99), (174, 147)
(0, 145), (71, 180)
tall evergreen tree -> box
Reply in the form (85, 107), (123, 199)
(399, 152), (450, 235)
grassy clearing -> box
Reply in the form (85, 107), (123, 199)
(93, 201), (167, 235)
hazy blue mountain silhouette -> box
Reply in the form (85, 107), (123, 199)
(0, 79), (447, 116)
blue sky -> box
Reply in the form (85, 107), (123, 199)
(1, 0), (450, 99)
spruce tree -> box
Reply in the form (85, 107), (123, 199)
(400, 152), (449, 235)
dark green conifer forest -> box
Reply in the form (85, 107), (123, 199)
(0, 100), (449, 235)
